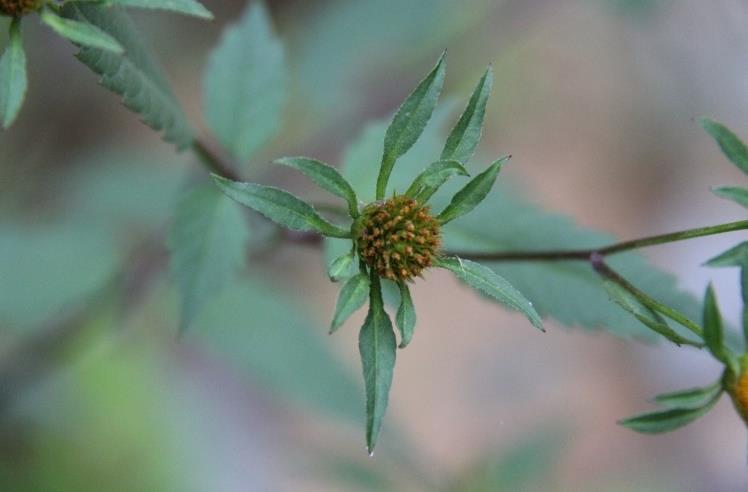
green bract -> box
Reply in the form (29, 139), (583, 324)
(213, 55), (545, 453)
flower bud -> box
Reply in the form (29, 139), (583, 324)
(0, 0), (41, 17)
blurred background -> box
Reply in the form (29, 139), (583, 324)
(1, 0), (748, 490)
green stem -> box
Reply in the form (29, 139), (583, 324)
(191, 138), (241, 181)
(591, 254), (704, 339)
(444, 220), (748, 262)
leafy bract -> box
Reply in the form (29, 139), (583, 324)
(405, 159), (468, 203)
(212, 174), (350, 238)
(700, 117), (748, 175)
(330, 272), (369, 333)
(327, 250), (354, 282)
(395, 283), (416, 348)
(705, 242), (748, 268)
(437, 257), (544, 332)
(652, 382), (722, 410)
(618, 394), (721, 434)
(41, 8), (123, 53)
(437, 156), (508, 225)
(703, 284), (736, 373)
(359, 274), (397, 454)
(712, 186), (748, 209)
(441, 66), (493, 163)
(61, 3), (194, 149)
(203, 1), (286, 163)
(376, 51), (446, 199)
(338, 113), (704, 340)
(105, 0), (213, 18)
(0, 19), (27, 129)
(168, 185), (249, 333)
(276, 157), (358, 217)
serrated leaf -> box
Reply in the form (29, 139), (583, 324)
(653, 381), (722, 410)
(376, 51), (446, 199)
(167, 185), (249, 333)
(619, 394), (721, 434)
(212, 174), (350, 238)
(41, 8), (123, 53)
(703, 284), (736, 372)
(327, 250), (354, 282)
(441, 66), (493, 163)
(105, 0), (213, 19)
(359, 274), (397, 454)
(395, 282), (416, 348)
(330, 272), (369, 333)
(338, 113), (708, 342)
(437, 256), (544, 332)
(203, 1), (286, 163)
(700, 117), (748, 175)
(603, 280), (702, 347)
(275, 157), (359, 217)
(437, 156), (508, 225)
(61, 3), (193, 149)
(712, 186), (748, 209)
(0, 19), (27, 129)
(405, 159), (468, 203)
(705, 241), (748, 268)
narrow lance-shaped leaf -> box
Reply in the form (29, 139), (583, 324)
(276, 157), (359, 217)
(359, 272), (397, 454)
(376, 51), (446, 199)
(62, 3), (194, 148)
(212, 174), (350, 238)
(0, 19), (27, 128)
(436, 257), (544, 332)
(105, 0), (213, 19)
(712, 186), (748, 209)
(168, 185), (249, 333)
(619, 393), (721, 434)
(699, 117), (748, 175)
(437, 156), (508, 225)
(41, 8), (124, 53)
(703, 284), (738, 374)
(705, 241), (748, 268)
(395, 282), (416, 348)
(441, 66), (493, 163)
(603, 281), (702, 347)
(330, 273), (369, 333)
(328, 251), (355, 282)
(652, 381), (723, 410)
(742, 268), (748, 343)
(405, 159), (469, 203)
(204, 1), (286, 163)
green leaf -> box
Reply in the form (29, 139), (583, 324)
(376, 51), (446, 199)
(436, 256), (544, 332)
(0, 19), (27, 129)
(603, 280), (702, 347)
(212, 174), (350, 238)
(105, 0), (213, 19)
(275, 157), (359, 217)
(395, 282), (416, 348)
(330, 272), (370, 333)
(405, 159), (468, 203)
(203, 1), (286, 162)
(619, 393), (721, 434)
(167, 184), (249, 333)
(327, 250), (355, 282)
(712, 186), (748, 209)
(339, 113), (707, 342)
(41, 8), (124, 53)
(359, 273), (397, 454)
(705, 241), (748, 268)
(436, 156), (508, 225)
(699, 117), (748, 175)
(61, 4), (193, 149)
(441, 66), (493, 163)
(652, 381), (723, 410)
(742, 268), (748, 343)
(703, 284), (736, 372)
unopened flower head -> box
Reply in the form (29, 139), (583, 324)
(0, 0), (40, 17)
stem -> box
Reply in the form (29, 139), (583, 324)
(591, 253), (704, 339)
(191, 138), (242, 181)
(444, 220), (748, 262)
